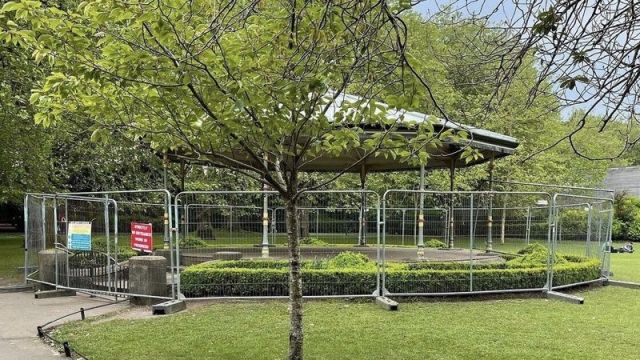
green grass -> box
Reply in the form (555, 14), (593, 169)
(610, 244), (639, 282)
(0, 233), (24, 285)
(56, 286), (640, 360)
(51, 244), (640, 360)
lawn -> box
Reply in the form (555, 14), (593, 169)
(609, 246), (639, 282)
(56, 287), (640, 360)
(0, 233), (24, 286)
(52, 244), (640, 360)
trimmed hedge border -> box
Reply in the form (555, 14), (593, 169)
(180, 258), (601, 297)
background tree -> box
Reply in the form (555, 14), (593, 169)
(414, 0), (640, 160)
(0, 14), (51, 204)
(1, 1), (469, 358)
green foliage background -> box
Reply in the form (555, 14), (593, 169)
(0, 4), (634, 208)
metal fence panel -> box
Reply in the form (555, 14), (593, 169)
(381, 190), (554, 296)
(24, 190), (175, 300)
(22, 186), (615, 300)
(174, 190), (381, 298)
(551, 194), (613, 290)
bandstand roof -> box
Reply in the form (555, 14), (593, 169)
(167, 92), (518, 173)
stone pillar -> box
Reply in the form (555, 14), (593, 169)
(129, 256), (167, 305)
(38, 249), (64, 290)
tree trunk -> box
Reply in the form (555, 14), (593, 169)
(286, 197), (303, 360)
(298, 209), (309, 239)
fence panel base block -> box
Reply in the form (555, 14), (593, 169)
(376, 296), (399, 311)
(606, 280), (640, 290)
(35, 289), (76, 299)
(546, 291), (584, 304)
(152, 300), (187, 315)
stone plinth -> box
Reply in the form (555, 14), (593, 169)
(129, 256), (167, 305)
(38, 249), (65, 290)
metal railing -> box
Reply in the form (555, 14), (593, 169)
(23, 190), (176, 300)
(21, 186), (615, 300)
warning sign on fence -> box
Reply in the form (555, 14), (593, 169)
(67, 221), (92, 251)
(131, 222), (153, 253)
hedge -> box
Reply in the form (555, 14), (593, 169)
(386, 260), (600, 293)
(180, 258), (601, 297)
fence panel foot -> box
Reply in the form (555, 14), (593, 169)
(376, 296), (399, 311)
(152, 300), (187, 315)
(35, 289), (76, 299)
(606, 280), (640, 290)
(546, 291), (584, 304)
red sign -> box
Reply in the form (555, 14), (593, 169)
(131, 222), (153, 253)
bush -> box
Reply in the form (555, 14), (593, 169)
(327, 251), (372, 269)
(196, 259), (290, 269)
(516, 243), (547, 255)
(508, 243), (566, 268)
(191, 252), (373, 271)
(626, 212), (640, 241)
(180, 255), (601, 297)
(91, 239), (137, 261)
(387, 259), (600, 293)
(406, 261), (506, 271)
(425, 239), (446, 248)
(558, 209), (589, 240)
(613, 192), (640, 241)
(181, 267), (378, 297)
(179, 236), (208, 249)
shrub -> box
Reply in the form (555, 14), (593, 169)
(116, 248), (138, 261)
(425, 239), (446, 248)
(507, 243), (567, 268)
(613, 192), (640, 241)
(91, 239), (137, 261)
(191, 251), (373, 271)
(406, 261), (506, 271)
(194, 259), (290, 269)
(558, 209), (589, 240)
(517, 243), (547, 255)
(181, 267), (378, 297)
(612, 219), (625, 241)
(387, 259), (600, 293)
(179, 236), (208, 249)
(180, 256), (601, 297)
(327, 251), (372, 269)
(626, 212), (640, 241)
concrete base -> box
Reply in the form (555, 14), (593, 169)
(546, 291), (584, 304)
(152, 300), (187, 315)
(34, 289), (76, 299)
(129, 256), (168, 305)
(606, 280), (640, 289)
(376, 296), (399, 311)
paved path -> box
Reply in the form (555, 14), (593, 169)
(0, 291), (129, 359)
(178, 246), (504, 263)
